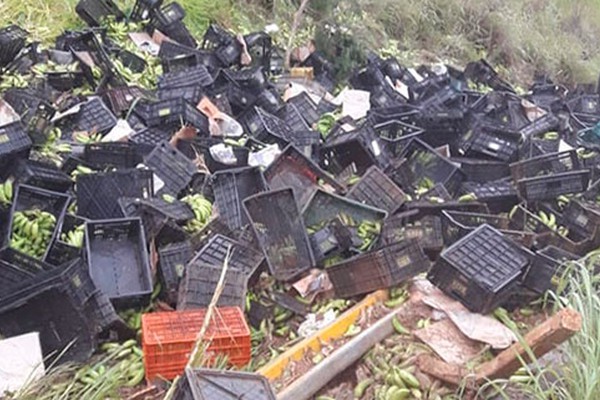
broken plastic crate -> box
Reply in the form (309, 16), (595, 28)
(190, 234), (264, 279)
(177, 262), (248, 310)
(441, 210), (534, 248)
(244, 188), (315, 281)
(210, 166), (267, 230)
(5, 184), (71, 260)
(328, 240), (429, 298)
(0, 122), (32, 179)
(347, 166), (406, 214)
(428, 224), (532, 314)
(76, 168), (154, 219)
(392, 138), (465, 197)
(309, 218), (353, 263)
(158, 241), (193, 306)
(172, 368), (276, 400)
(263, 144), (344, 208)
(561, 200), (600, 239)
(141, 307), (251, 381)
(85, 218), (152, 308)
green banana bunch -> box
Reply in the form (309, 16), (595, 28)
(181, 194), (213, 233)
(74, 131), (103, 144)
(61, 224), (85, 248)
(0, 73), (28, 90)
(11, 210), (56, 259)
(357, 220), (381, 251)
(70, 165), (95, 179)
(316, 113), (336, 137)
(0, 180), (13, 207)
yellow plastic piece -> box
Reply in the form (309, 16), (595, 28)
(257, 289), (389, 380)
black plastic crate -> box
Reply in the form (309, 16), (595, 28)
(523, 246), (578, 294)
(223, 67), (268, 89)
(74, 97), (118, 135)
(133, 97), (186, 127)
(287, 92), (320, 127)
(373, 119), (424, 157)
(210, 166), (267, 230)
(172, 368), (276, 400)
(244, 188), (315, 281)
(567, 94), (600, 115)
(158, 85), (204, 104)
(144, 141), (198, 195)
(328, 240), (429, 298)
(379, 211), (444, 258)
(392, 138), (465, 197)
(241, 106), (294, 143)
(190, 234), (264, 279)
(85, 218), (152, 308)
(158, 65), (214, 90)
(75, 0), (124, 26)
(450, 157), (511, 183)
(309, 218), (353, 262)
(458, 124), (522, 162)
(516, 170), (590, 202)
(441, 210), (534, 248)
(152, 1), (185, 26)
(0, 284), (95, 364)
(264, 145), (344, 208)
(461, 179), (518, 213)
(14, 159), (72, 193)
(158, 241), (193, 305)
(46, 239), (81, 267)
(561, 200), (600, 239)
(177, 262), (248, 310)
(518, 112), (560, 138)
(102, 85), (148, 116)
(76, 169), (154, 219)
(0, 25), (28, 68)
(130, 0), (162, 21)
(83, 142), (144, 170)
(347, 166), (406, 214)
(161, 21), (197, 48)
(302, 189), (387, 230)
(0, 122), (32, 178)
(428, 224), (531, 314)
(277, 103), (311, 133)
(45, 71), (86, 91)
(129, 125), (175, 152)
(510, 150), (581, 182)
(5, 184), (72, 260)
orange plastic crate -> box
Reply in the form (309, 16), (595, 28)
(141, 306), (251, 382)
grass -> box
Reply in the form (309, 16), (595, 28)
(481, 254), (600, 399)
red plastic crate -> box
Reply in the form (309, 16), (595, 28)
(141, 307), (251, 382)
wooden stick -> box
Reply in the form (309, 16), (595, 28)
(417, 308), (582, 386)
(284, 0), (311, 70)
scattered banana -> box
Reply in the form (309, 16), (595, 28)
(0, 180), (13, 207)
(11, 209), (56, 259)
